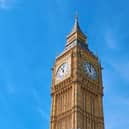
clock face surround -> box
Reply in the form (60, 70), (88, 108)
(56, 61), (71, 82)
(83, 61), (97, 80)
(55, 54), (71, 84)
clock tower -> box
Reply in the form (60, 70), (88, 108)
(50, 16), (105, 129)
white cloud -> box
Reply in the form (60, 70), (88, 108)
(111, 60), (129, 82)
(6, 84), (16, 95)
(106, 96), (129, 129)
(0, 0), (16, 9)
(0, 0), (10, 9)
(104, 28), (118, 50)
(103, 59), (129, 128)
(103, 56), (129, 84)
(118, 96), (129, 107)
(104, 93), (129, 129)
(31, 89), (50, 121)
(38, 107), (49, 121)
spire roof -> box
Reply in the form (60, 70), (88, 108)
(72, 15), (82, 33)
(66, 16), (87, 46)
(67, 15), (86, 38)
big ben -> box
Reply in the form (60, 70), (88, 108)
(50, 16), (105, 129)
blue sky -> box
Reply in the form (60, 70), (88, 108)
(0, 0), (129, 129)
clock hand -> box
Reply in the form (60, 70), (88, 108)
(61, 68), (64, 73)
(90, 65), (92, 73)
(87, 65), (91, 73)
(89, 67), (91, 72)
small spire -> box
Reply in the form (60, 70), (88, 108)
(72, 14), (81, 32)
(75, 11), (78, 23)
(66, 14), (87, 46)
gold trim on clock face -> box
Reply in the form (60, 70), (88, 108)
(56, 62), (69, 81)
(83, 61), (97, 80)
(55, 54), (71, 84)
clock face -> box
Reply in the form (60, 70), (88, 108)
(56, 62), (69, 81)
(83, 61), (97, 80)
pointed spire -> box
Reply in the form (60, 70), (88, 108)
(72, 14), (79, 32)
(70, 14), (84, 35)
(66, 15), (87, 46)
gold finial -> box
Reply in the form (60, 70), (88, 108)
(66, 12), (87, 46)
(73, 12), (79, 32)
(75, 11), (78, 23)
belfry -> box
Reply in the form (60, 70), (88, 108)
(50, 17), (105, 129)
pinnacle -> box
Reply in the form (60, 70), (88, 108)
(68, 15), (86, 37)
